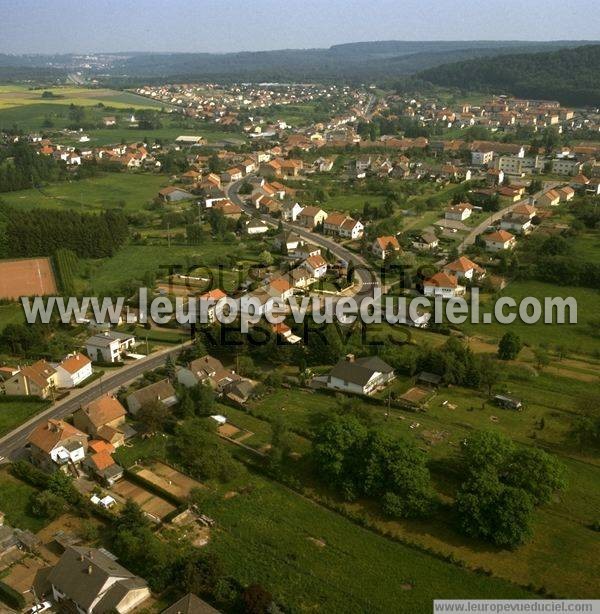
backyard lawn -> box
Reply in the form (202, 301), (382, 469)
(0, 470), (47, 532)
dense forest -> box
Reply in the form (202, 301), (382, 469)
(0, 207), (129, 259)
(419, 44), (600, 106)
(0, 142), (66, 192)
(0, 41), (595, 86)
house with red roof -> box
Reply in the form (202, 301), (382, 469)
(423, 271), (465, 297)
(483, 229), (516, 252)
(54, 353), (92, 388)
(443, 256), (486, 281)
(372, 235), (401, 260)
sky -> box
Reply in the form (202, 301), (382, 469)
(1, 0), (599, 54)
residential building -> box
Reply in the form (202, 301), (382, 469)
(556, 186), (575, 202)
(423, 272), (465, 297)
(86, 331), (136, 363)
(372, 235), (401, 260)
(304, 254), (328, 278)
(162, 594), (221, 614)
(322, 354), (395, 396)
(126, 379), (178, 415)
(537, 189), (561, 207)
(28, 419), (88, 474)
(281, 201), (303, 222)
(412, 231), (439, 251)
(471, 150), (494, 166)
(4, 360), (57, 398)
(54, 353), (93, 388)
(244, 219), (270, 235)
(443, 256), (486, 281)
(323, 213), (364, 239)
(48, 546), (150, 613)
(298, 206), (328, 228)
(158, 187), (194, 203)
(445, 203), (473, 221)
(551, 157), (583, 176)
(483, 230), (516, 251)
(198, 288), (227, 323)
(73, 395), (128, 448)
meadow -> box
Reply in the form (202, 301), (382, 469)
(460, 281), (599, 355)
(0, 85), (165, 111)
(114, 434), (532, 612)
(198, 475), (533, 613)
(0, 470), (48, 532)
(0, 399), (51, 438)
(0, 172), (168, 213)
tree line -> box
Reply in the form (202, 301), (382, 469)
(0, 206), (129, 259)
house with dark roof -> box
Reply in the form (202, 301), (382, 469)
(126, 379), (178, 415)
(321, 354), (395, 396)
(162, 593), (221, 614)
(48, 546), (150, 613)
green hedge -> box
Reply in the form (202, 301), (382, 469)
(0, 581), (26, 610)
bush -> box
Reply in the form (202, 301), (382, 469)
(0, 581), (26, 610)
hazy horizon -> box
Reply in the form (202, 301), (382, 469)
(1, 0), (600, 55)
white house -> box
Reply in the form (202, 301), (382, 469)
(483, 230), (516, 252)
(244, 219), (270, 235)
(372, 235), (401, 260)
(85, 332), (136, 363)
(445, 203), (473, 222)
(322, 355), (395, 396)
(412, 232), (439, 251)
(443, 256), (486, 281)
(48, 546), (150, 614)
(423, 272), (465, 298)
(54, 353), (93, 388)
(304, 254), (328, 278)
(281, 201), (303, 222)
(198, 289), (227, 323)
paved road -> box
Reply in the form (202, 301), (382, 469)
(457, 188), (547, 252)
(0, 342), (191, 460)
(226, 177), (380, 298)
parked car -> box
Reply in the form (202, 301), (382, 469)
(27, 601), (52, 614)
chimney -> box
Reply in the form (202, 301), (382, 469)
(87, 565), (93, 575)
(346, 354), (355, 362)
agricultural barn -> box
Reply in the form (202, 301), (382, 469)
(0, 257), (57, 300)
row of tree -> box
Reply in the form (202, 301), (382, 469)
(0, 207), (128, 258)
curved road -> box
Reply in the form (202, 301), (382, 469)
(0, 342), (191, 461)
(226, 177), (380, 299)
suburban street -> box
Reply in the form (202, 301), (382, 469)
(0, 341), (191, 460)
(226, 177), (381, 298)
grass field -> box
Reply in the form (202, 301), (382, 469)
(0, 303), (25, 331)
(0, 470), (47, 532)
(460, 281), (599, 355)
(0, 173), (168, 213)
(244, 365), (600, 599)
(85, 242), (261, 294)
(197, 475), (532, 613)
(0, 399), (50, 438)
(0, 85), (164, 111)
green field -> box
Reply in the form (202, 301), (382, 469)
(85, 242), (258, 294)
(0, 172), (169, 213)
(0, 399), (51, 438)
(0, 470), (48, 532)
(0, 85), (165, 112)
(0, 303), (25, 332)
(197, 475), (532, 613)
(460, 281), (599, 355)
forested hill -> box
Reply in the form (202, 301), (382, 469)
(418, 44), (600, 106)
